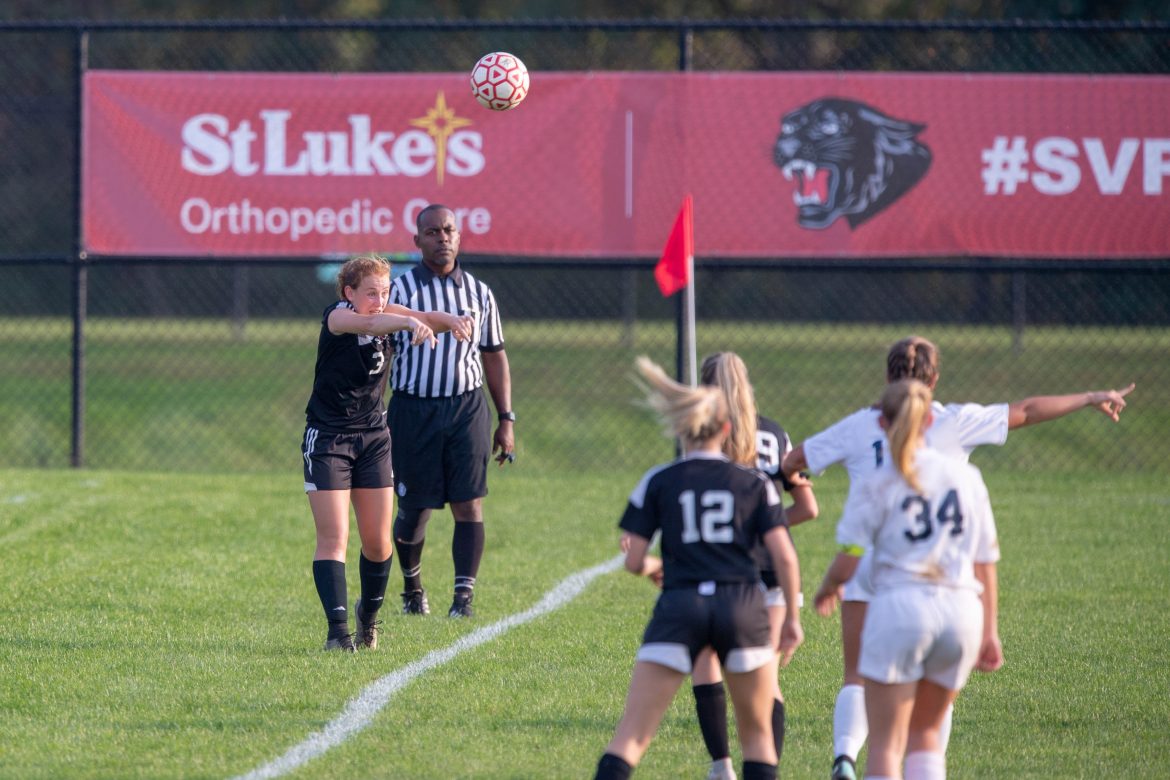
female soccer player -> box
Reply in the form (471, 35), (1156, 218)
(783, 336), (1133, 779)
(814, 379), (1003, 780)
(595, 357), (803, 780)
(302, 254), (471, 652)
(689, 352), (819, 780)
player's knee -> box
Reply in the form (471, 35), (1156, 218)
(394, 507), (430, 543)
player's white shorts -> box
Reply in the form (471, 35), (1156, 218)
(842, 549), (876, 603)
(859, 585), (983, 691)
(765, 588), (805, 609)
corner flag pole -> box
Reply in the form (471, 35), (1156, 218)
(654, 195), (696, 386)
(684, 250), (696, 387)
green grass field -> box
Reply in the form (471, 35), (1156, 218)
(0, 317), (1165, 474)
(2, 465), (1168, 779)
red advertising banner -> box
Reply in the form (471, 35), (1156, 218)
(83, 70), (1170, 258)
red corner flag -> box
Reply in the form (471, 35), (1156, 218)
(654, 195), (693, 297)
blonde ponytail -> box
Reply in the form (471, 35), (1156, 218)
(880, 379), (933, 493)
(635, 356), (728, 447)
(699, 352), (759, 466)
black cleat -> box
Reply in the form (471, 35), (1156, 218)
(401, 589), (430, 616)
(354, 599), (383, 650)
(323, 632), (357, 653)
(448, 590), (474, 618)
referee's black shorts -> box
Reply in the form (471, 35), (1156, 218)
(635, 581), (773, 674)
(301, 425), (394, 492)
(388, 389), (491, 509)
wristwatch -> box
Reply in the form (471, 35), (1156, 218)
(498, 411), (516, 422)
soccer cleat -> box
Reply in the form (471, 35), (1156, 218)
(830, 755), (857, 780)
(354, 599), (382, 650)
(448, 590), (474, 618)
(401, 589), (430, 616)
(323, 632), (357, 653)
(706, 757), (738, 780)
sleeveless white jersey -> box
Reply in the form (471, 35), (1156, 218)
(836, 447), (1000, 593)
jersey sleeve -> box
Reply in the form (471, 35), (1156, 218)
(478, 286), (505, 352)
(947, 402), (1010, 451)
(802, 411), (858, 475)
(618, 468), (660, 541)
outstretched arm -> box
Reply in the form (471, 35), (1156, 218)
(327, 307), (436, 347)
(384, 304), (474, 341)
(1007, 383), (1134, 429)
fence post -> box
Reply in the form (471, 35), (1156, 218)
(1012, 269), (1026, 355)
(71, 27), (89, 468)
(232, 265), (250, 340)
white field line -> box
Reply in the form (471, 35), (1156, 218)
(233, 554), (624, 780)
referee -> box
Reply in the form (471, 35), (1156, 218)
(387, 203), (515, 619)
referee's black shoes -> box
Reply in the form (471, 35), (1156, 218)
(448, 590), (474, 618)
(401, 589), (430, 616)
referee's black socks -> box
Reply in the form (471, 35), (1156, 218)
(358, 552), (392, 617)
(394, 507), (428, 593)
(452, 520), (484, 592)
(312, 559), (349, 638)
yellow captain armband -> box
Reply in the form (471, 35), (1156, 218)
(839, 544), (865, 557)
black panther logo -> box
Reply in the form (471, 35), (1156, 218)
(773, 97), (931, 230)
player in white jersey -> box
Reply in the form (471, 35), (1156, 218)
(782, 336), (1133, 780)
(814, 379), (1003, 780)
(595, 357), (803, 780)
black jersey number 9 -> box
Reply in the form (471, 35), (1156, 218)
(901, 489), (964, 542)
(756, 431), (781, 476)
(679, 489), (735, 544)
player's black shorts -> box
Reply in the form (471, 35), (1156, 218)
(637, 581), (773, 674)
(301, 425), (393, 492)
(388, 389), (491, 509)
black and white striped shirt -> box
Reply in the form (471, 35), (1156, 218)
(388, 261), (505, 398)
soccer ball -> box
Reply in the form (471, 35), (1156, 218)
(470, 52), (530, 111)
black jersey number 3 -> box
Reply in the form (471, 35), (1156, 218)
(367, 350), (385, 376)
(679, 489), (735, 544)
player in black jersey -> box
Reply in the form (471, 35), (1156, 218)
(302, 255), (472, 652)
(594, 357), (804, 780)
(687, 352), (820, 780)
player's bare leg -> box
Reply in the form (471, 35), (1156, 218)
(603, 661), (686, 767)
(832, 600), (868, 778)
(863, 679), (916, 778)
(351, 488), (394, 648)
(308, 489), (355, 651)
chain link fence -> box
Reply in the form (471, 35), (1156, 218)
(1, 20), (1167, 475)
